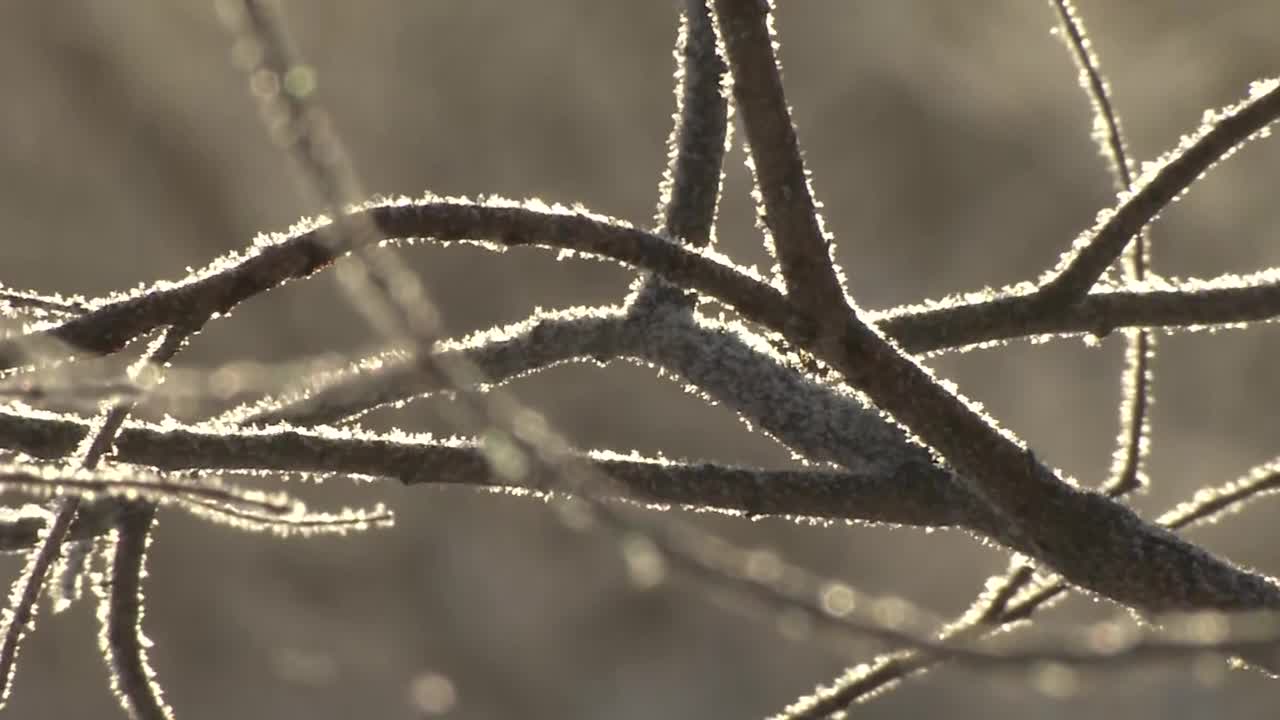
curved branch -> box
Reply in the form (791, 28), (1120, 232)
(780, 458), (1280, 716)
(0, 202), (793, 372)
(0, 288), (88, 318)
(1037, 77), (1280, 304)
(98, 504), (173, 720)
(0, 323), (197, 711)
(0, 462), (292, 517)
(237, 299), (941, 483)
(226, 296), (1003, 534)
(5, 201), (1279, 376)
(1049, 0), (1155, 497)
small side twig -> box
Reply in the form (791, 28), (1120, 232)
(1036, 77), (1280, 305)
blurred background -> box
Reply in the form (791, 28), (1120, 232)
(1, 1), (1279, 718)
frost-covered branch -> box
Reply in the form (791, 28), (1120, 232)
(98, 505), (172, 720)
(1036, 77), (1280, 304)
(780, 457), (1280, 716)
(6, 200), (1279, 378)
(4, 201), (1279, 616)
(712, 0), (847, 320)
(0, 406), (990, 540)
(0, 323), (196, 713)
(875, 271), (1280, 353)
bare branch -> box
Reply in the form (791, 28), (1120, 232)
(226, 0), (443, 346)
(97, 504), (172, 720)
(875, 272), (1280, 353)
(0, 287), (88, 318)
(0, 461), (293, 517)
(1048, 0), (1154, 498)
(779, 456), (1280, 713)
(234, 299), (948, 494)
(1037, 77), (1280, 305)
(8, 200), (1278, 378)
(5, 199), (1278, 614)
(0, 408), (986, 534)
(656, 0), (728, 250)
(712, 0), (847, 318)
(0, 322), (196, 711)
(825, 299), (1280, 604)
(7, 4), (1280, 715)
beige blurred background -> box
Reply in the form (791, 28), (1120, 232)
(2, 1), (1279, 718)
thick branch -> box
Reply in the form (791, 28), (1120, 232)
(713, 0), (847, 317)
(822, 302), (1280, 611)
(656, 0), (728, 249)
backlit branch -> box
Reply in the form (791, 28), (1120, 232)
(1036, 77), (1280, 304)
(713, 0), (848, 320)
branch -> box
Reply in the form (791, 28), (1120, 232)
(794, 6), (1168, 712)
(655, 0), (728, 250)
(229, 0), (444, 349)
(5, 199), (1279, 610)
(819, 289), (1280, 616)
(234, 299), (945, 481)
(6, 202), (1278, 377)
(874, 272), (1280, 354)
(0, 461), (292, 517)
(0, 323), (196, 711)
(779, 458), (1280, 715)
(97, 504), (173, 720)
(712, 0), (847, 318)
(0, 408), (985, 535)
(217, 295), (1004, 537)
(783, 13), (1169, 708)
(1048, 0), (1156, 499)
(7, 404), (1280, 628)
(228, 307), (626, 427)
(634, 511), (1280, 675)
(1036, 77), (1280, 304)
(0, 287), (88, 318)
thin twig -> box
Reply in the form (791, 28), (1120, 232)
(0, 323), (195, 712)
(0, 288), (89, 317)
(0, 462), (292, 516)
(1036, 77), (1280, 305)
(0, 407), (994, 536)
(655, 0), (728, 251)
(1049, 0), (1154, 497)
